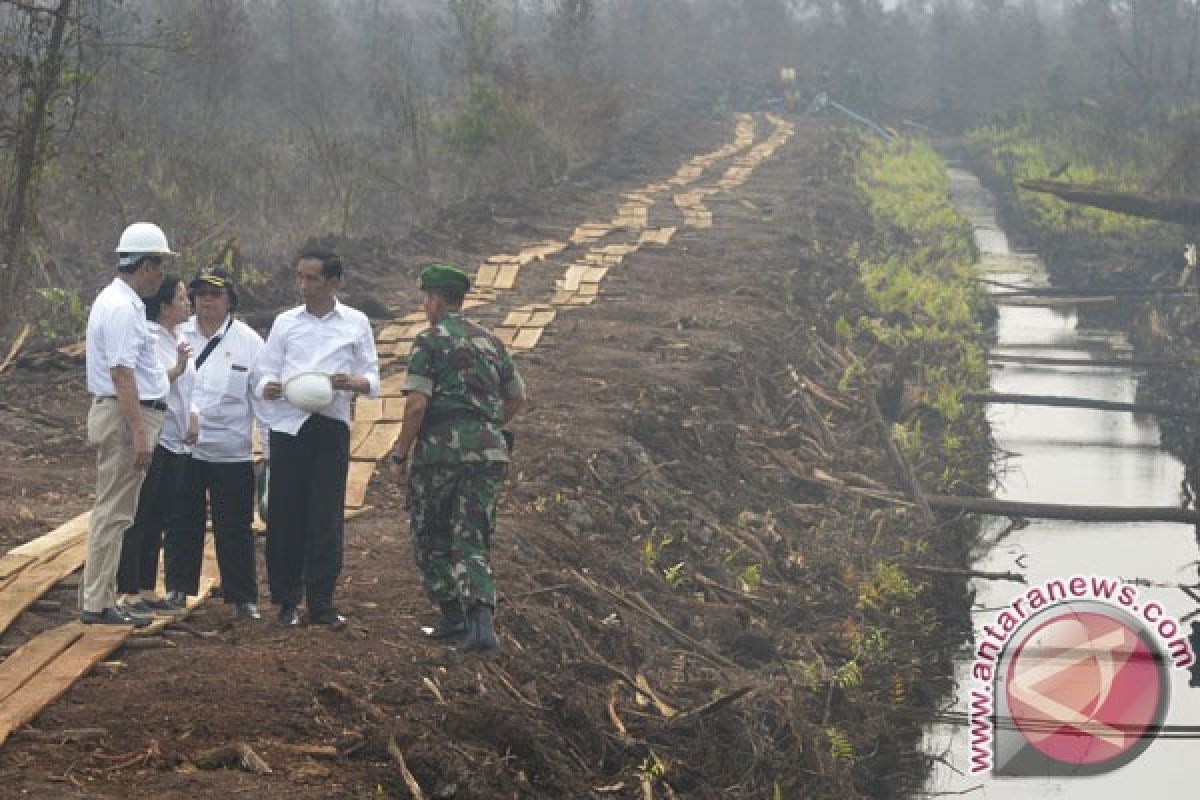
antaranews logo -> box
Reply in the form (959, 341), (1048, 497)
(967, 575), (1194, 776)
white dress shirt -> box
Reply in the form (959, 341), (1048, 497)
(256, 300), (380, 435)
(183, 315), (265, 462)
(150, 322), (197, 455)
(85, 277), (169, 401)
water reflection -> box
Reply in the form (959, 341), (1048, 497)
(924, 170), (1199, 798)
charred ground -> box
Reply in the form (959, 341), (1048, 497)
(0, 116), (985, 799)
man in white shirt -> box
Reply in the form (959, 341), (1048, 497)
(163, 268), (266, 619)
(82, 222), (176, 627)
(257, 247), (379, 628)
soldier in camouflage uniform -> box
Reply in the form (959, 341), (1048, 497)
(390, 264), (526, 654)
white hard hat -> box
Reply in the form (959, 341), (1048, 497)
(283, 371), (334, 413)
(115, 222), (176, 256)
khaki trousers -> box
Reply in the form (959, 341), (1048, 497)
(81, 398), (165, 613)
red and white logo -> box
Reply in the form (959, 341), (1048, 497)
(993, 602), (1170, 775)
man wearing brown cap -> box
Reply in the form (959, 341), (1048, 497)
(390, 264), (526, 654)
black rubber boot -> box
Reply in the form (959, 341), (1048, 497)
(426, 599), (467, 640)
(461, 603), (500, 655)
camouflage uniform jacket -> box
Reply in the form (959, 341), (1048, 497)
(402, 312), (523, 465)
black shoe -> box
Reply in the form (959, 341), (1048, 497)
(425, 599), (466, 640)
(141, 596), (179, 613)
(309, 608), (347, 630)
(234, 602), (261, 620)
(278, 605), (301, 627)
(461, 603), (500, 655)
(82, 607), (152, 629)
(119, 599), (153, 614)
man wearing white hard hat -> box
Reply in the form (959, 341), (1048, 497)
(81, 222), (175, 627)
(257, 246), (379, 628)
(162, 267), (265, 619)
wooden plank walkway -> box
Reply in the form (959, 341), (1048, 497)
(0, 111), (794, 748)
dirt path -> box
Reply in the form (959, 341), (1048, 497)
(0, 114), (977, 799)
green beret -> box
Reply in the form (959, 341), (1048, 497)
(419, 264), (470, 295)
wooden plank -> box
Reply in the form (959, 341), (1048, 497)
(582, 266), (608, 283)
(0, 625), (83, 705)
(551, 290), (576, 305)
(493, 264), (521, 290)
(474, 264), (499, 288)
(638, 227), (676, 247)
(527, 310), (556, 327)
(377, 324), (407, 343)
(502, 310), (534, 328)
(0, 625), (132, 749)
(391, 340), (413, 359)
(380, 372), (408, 396)
(560, 265), (587, 292)
(494, 327), (518, 345)
(0, 554), (35, 584)
(353, 422), (402, 461)
(349, 420), (375, 456)
(577, 283), (599, 297)
(355, 397), (384, 422)
(525, 241), (566, 260)
(0, 540), (89, 638)
(382, 397), (407, 421)
(10, 513), (89, 560)
(344, 461), (376, 508)
(569, 224), (610, 244)
(401, 323), (427, 339)
(512, 328), (544, 350)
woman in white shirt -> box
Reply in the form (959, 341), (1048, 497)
(116, 276), (197, 613)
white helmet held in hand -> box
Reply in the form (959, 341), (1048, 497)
(283, 372), (334, 412)
(115, 222), (176, 256)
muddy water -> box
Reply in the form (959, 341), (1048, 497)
(923, 169), (1200, 797)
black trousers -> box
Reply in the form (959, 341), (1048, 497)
(117, 444), (189, 594)
(266, 414), (350, 612)
(164, 457), (258, 603)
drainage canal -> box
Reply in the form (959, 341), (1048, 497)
(924, 168), (1200, 796)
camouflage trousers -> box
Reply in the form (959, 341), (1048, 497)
(408, 462), (507, 609)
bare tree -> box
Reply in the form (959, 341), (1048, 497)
(0, 0), (74, 310)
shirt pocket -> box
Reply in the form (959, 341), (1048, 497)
(224, 365), (250, 401)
